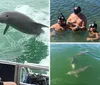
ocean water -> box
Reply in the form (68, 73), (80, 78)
(50, 0), (100, 42)
(0, 0), (49, 65)
(50, 44), (100, 85)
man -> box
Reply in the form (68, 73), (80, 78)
(67, 6), (87, 31)
(50, 13), (69, 36)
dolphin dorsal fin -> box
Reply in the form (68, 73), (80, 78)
(3, 24), (9, 35)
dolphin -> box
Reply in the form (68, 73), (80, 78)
(70, 50), (89, 69)
(0, 11), (48, 35)
(76, 50), (88, 56)
(66, 65), (91, 77)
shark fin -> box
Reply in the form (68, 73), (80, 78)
(3, 24), (9, 35)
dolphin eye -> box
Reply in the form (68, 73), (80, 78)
(6, 15), (8, 17)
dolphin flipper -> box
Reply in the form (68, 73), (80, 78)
(3, 24), (9, 35)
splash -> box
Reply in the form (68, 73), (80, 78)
(39, 55), (49, 66)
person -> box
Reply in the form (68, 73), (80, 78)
(67, 6), (87, 31)
(50, 13), (69, 36)
(0, 82), (16, 85)
(86, 22), (99, 41)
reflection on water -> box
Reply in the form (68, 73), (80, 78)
(50, 0), (100, 42)
(51, 44), (100, 85)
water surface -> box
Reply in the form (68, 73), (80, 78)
(50, 0), (100, 42)
(51, 44), (100, 85)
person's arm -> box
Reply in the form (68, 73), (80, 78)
(67, 14), (72, 23)
(67, 14), (76, 31)
(50, 24), (55, 29)
(3, 82), (17, 85)
(87, 33), (99, 41)
(79, 21), (86, 29)
(50, 24), (56, 36)
(79, 15), (87, 29)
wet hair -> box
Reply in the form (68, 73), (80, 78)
(58, 13), (66, 21)
(74, 6), (81, 14)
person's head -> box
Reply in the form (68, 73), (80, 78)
(73, 6), (81, 15)
(88, 22), (97, 32)
(57, 13), (66, 25)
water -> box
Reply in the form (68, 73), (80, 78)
(50, 0), (100, 42)
(0, 0), (49, 65)
(50, 44), (100, 85)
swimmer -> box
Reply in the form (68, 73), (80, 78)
(50, 13), (69, 36)
(87, 22), (99, 41)
(67, 6), (87, 32)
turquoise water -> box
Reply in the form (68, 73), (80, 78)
(0, 0), (49, 64)
(50, 0), (100, 42)
(51, 44), (100, 85)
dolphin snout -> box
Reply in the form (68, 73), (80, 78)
(0, 16), (7, 23)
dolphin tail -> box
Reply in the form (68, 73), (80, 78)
(37, 22), (48, 28)
(82, 65), (91, 71)
(3, 24), (9, 35)
(40, 24), (49, 28)
(35, 23), (48, 35)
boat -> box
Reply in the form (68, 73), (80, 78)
(0, 60), (49, 85)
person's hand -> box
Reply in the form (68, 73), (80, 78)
(72, 27), (77, 31)
(86, 38), (93, 41)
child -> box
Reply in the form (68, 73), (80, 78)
(87, 22), (99, 41)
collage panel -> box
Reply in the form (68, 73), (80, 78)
(0, 0), (49, 85)
(0, 0), (100, 85)
(50, 0), (100, 42)
(50, 44), (100, 85)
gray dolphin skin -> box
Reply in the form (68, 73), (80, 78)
(0, 11), (48, 35)
(66, 65), (91, 77)
(70, 50), (89, 69)
(76, 50), (88, 56)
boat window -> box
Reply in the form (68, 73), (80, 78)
(20, 67), (49, 85)
(0, 63), (15, 81)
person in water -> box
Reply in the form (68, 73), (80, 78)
(50, 13), (69, 36)
(87, 22), (99, 41)
(67, 6), (87, 31)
